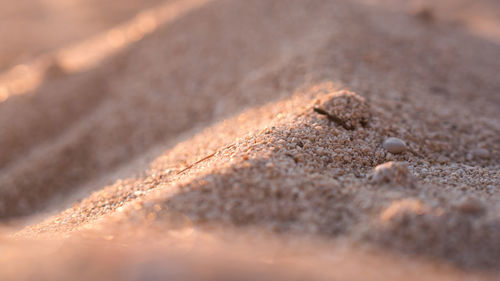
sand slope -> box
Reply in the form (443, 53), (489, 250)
(1, 0), (500, 279)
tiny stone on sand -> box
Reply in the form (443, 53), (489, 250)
(383, 137), (406, 154)
(472, 148), (490, 160)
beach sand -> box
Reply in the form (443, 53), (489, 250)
(0, 0), (499, 279)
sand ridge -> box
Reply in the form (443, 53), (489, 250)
(1, 0), (500, 279)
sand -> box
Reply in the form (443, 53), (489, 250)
(0, 0), (499, 280)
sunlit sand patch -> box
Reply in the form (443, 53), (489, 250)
(0, 0), (212, 102)
(0, 87), (8, 102)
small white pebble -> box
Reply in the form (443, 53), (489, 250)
(472, 148), (490, 159)
(383, 137), (407, 154)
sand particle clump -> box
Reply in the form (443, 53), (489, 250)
(453, 196), (486, 215)
(369, 161), (415, 188)
(314, 90), (370, 130)
(379, 199), (431, 223)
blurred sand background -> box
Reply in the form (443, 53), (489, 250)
(0, 0), (499, 280)
(0, 0), (165, 71)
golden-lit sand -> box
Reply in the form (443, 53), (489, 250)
(0, 0), (499, 280)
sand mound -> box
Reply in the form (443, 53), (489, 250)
(1, 0), (500, 279)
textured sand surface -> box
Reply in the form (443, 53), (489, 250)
(0, 0), (499, 280)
